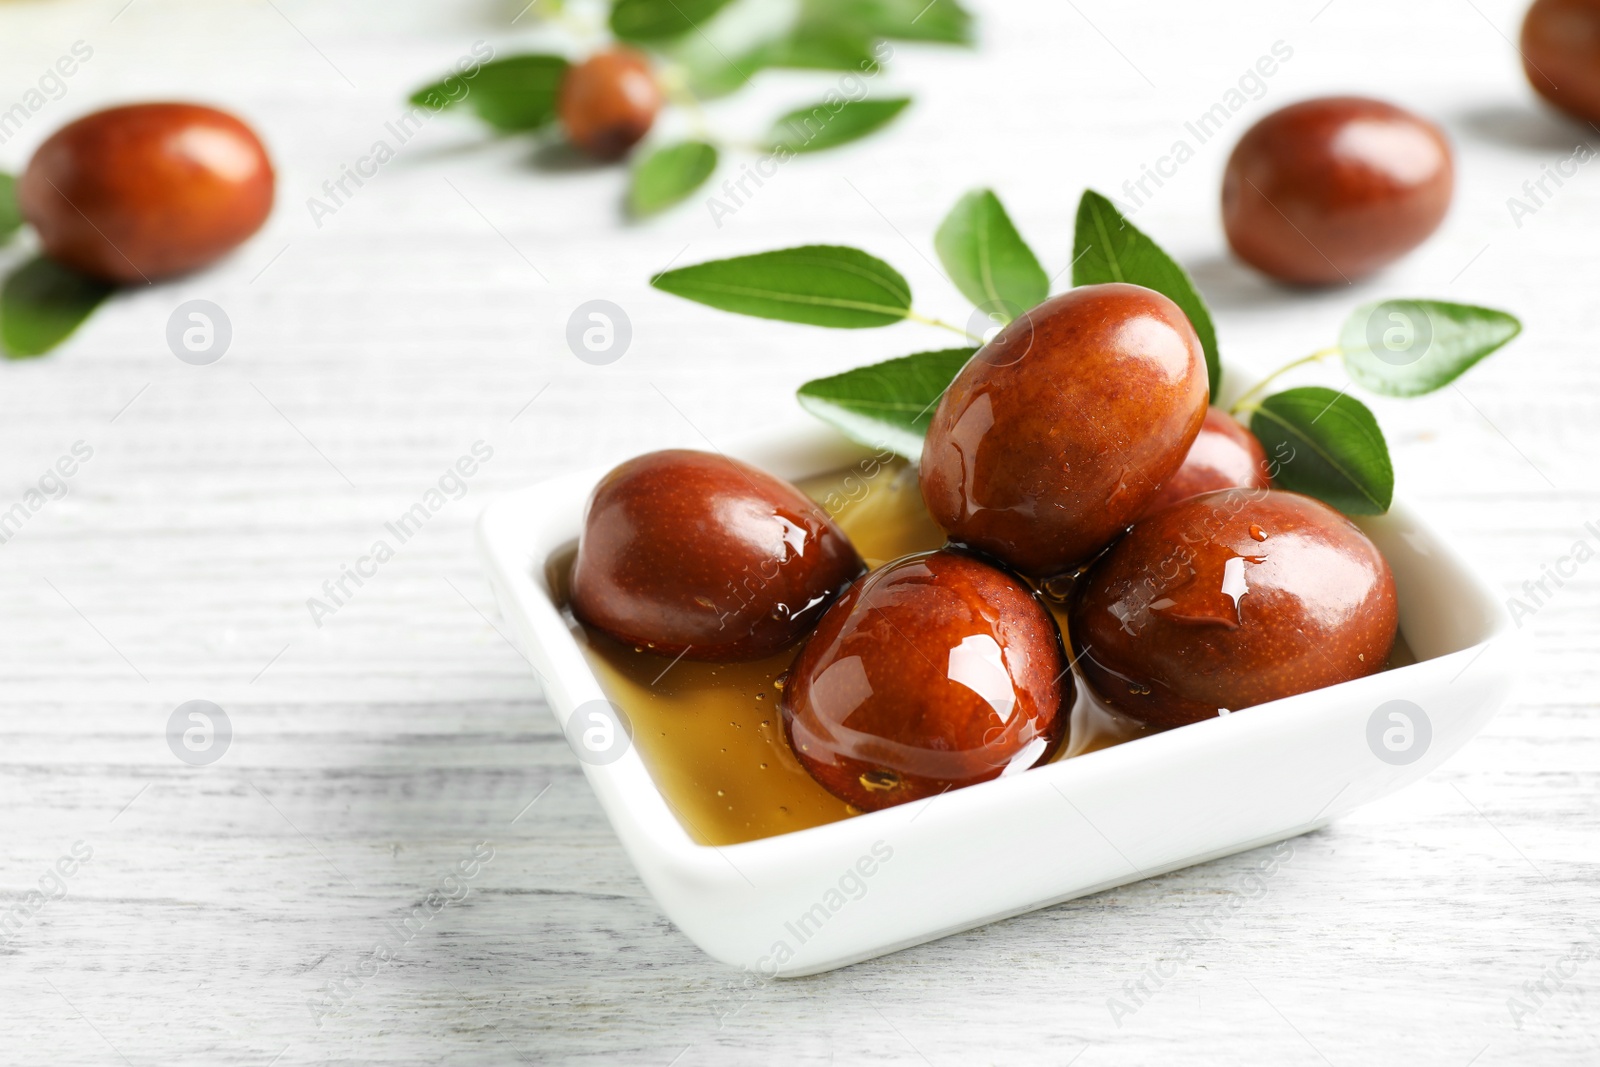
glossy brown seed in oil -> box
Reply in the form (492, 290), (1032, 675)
(1069, 488), (1399, 730)
(570, 450), (864, 661)
(920, 283), (1209, 579)
(781, 549), (1070, 812)
(1140, 406), (1272, 518)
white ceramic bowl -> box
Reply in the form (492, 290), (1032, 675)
(476, 421), (1516, 976)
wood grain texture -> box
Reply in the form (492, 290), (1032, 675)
(1, 0), (1596, 1063)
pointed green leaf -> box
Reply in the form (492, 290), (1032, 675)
(411, 54), (569, 132)
(1249, 387), (1393, 515)
(654, 10), (768, 98)
(0, 173), (21, 245)
(798, 0), (974, 45)
(2, 256), (114, 358)
(798, 348), (975, 460)
(629, 141), (719, 217)
(1339, 299), (1521, 398)
(610, 0), (737, 42)
(672, 21), (883, 101)
(678, 51), (760, 99)
(667, 0), (965, 94)
(934, 189), (1047, 319)
(652, 245), (911, 328)
(767, 97), (910, 153)
(1073, 189), (1221, 399)
(759, 26), (880, 71)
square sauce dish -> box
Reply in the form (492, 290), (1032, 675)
(476, 421), (1516, 976)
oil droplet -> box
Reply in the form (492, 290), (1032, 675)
(760, 720), (771, 728)
(1358, 653), (1365, 662)
(1127, 682), (1152, 696)
(716, 789), (725, 797)
(845, 804), (862, 816)
(755, 693), (766, 701)
(859, 769), (901, 792)
(778, 806), (790, 815)
(694, 595), (716, 610)
(773, 671), (789, 691)
(759, 762), (769, 770)
(1249, 524), (1268, 542)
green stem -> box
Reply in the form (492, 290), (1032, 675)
(906, 311), (984, 345)
(1230, 346), (1341, 416)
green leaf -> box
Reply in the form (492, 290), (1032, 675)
(667, 0), (910, 96)
(1249, 387), (1393, 515)
(652, 245), (912, 328)
(0, 173), (21, 245)
(798, 0), (975, 44)
(629, 141), (719, 217)
(767, 97), (910, 153)
(653, 11), (768, 98)
(1339, 299), (1521, 398)
(1072, 189), (1221, 399)
(670, 0), (966, 93)
(1, 256), (114, 358)
(934, 189), (1047, 319)
(610, 0), (737, 42)
(679, 51), (760, 99)
(759, 25), (880, 70)
(798, 347), (975, 460)
(410, 54), (569, 132)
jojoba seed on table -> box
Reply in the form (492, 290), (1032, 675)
(1521, 0), (1600, 125)
(570, 450), (864, 661)
(1222, 96), (1453, 285)
(1140, 406), (1272, 518)
(19, 103), (274, 284)
(781, 549), (1069, 811)
(558, 49), (661, 160)
(1069, 489), (1399, 731)
(920, 283), (1209, 579)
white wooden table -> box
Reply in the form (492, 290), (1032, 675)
(2, 0), (1595, 1063)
